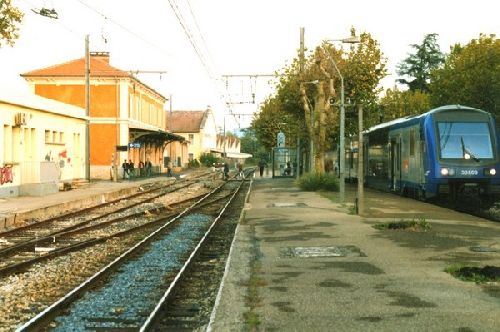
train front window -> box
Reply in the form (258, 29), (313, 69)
(438, 122), (493, 159)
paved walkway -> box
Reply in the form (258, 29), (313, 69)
(210, 176), (500, 331)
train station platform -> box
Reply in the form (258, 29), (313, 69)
(210, 176), (500, 331)
(0, 175), (177, 231)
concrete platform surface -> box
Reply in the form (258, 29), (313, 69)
(210, 177), (500, 331)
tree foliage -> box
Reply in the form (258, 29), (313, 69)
(252, 28), (386, 174)
(429, 34), (499, 116)
(0, 0), (23, 47)
(378, 88), (431, 123)
(397, 33), (444, 92)
(252, 95), (304, 151)
(239, 127), (269, 164)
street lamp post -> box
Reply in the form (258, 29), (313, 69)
(323, 35), (360, 203)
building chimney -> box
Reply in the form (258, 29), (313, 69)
(90, 51), (110, 63)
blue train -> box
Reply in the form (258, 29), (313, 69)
(359, 105), (500, 202)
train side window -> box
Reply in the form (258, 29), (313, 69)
(410, 130), (415, 156)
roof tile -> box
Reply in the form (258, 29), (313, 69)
(169, 111), (205, 133)
(21, 54), (129, 77)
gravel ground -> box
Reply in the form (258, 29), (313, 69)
(0, 182), (215, 331)
(51, 213), (214, 331)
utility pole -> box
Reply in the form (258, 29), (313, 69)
(357, 104), (364, 215)
(299, 27), (305, 74)
(85, 35), (90, 181)
(299, 27), (313, 173)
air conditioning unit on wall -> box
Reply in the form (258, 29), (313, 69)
(14, 113), (27, 126)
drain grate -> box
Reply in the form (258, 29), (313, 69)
(283, 245), (365, 258)
(268, 202), (308, 208)
(469, 246), (499, 253)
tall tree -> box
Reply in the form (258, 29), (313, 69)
(397, 33), (444, 92)
(253, 29), (386, 174)
(0, 0), (24, 47)
(379, 88), (431, 123)
(430, 34), (499, 116)
(239, 127), (268, 163)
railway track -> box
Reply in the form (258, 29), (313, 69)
(147, 179), (251, 331)
(6, 171), (252, 331)
(0, 173), (211, 245)
(0, 175), (216, 278)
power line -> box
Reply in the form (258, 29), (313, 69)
(167, 0), (217, 80)
(186, 0), (216, 70)
(167, 0), (236, 115)
(20, 0), (82, 38)
(73, 0), (172, 57)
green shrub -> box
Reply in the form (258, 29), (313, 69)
(188, 159), (200, 168)
(295, 173), (339, 192)
(199, 153), (219, 167)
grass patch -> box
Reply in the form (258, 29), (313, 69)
(373, 216), (431, 232)
(445, 264), (500, 283)
(319, 191), (355, 213)
(242, 229), (267, 331)
(242, 259), (267, 331)
(295, 172), (339, 192)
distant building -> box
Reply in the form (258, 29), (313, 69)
(169, 108), (217, 162)
(216, 133), (252, 162)
(216, 134), (240, 155)
(21, 52), (184, 179)
(0, 90), (86, 197)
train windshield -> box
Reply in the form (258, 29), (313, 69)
(438, 122), (493, 159)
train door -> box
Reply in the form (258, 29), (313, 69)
(390, 137), (401, 191)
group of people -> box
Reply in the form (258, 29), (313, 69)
(211, 162), (231, 180)
(122, 159), (152, 179)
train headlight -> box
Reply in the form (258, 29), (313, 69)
(464, 152), (471, 160)
(484, 168), (496, 176)
(440, 167), (455, 176)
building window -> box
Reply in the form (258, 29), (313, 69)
(45, 130), (65, 145)
(188, 153), (194, 161)
(188, 134), (194, 142)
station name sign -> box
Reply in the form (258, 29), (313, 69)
(128, 142), (141, 148)
(116, 143), (141, 151)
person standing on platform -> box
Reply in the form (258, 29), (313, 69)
(258, 159), (266, 177)
(138, 161), (144, 177)
(223, 162), (230, 180)
(122, 159), (129, 179)
(166, 160), (172, 177)
(238, 162), (244, 179)
(128, 159), (135, 179)
(145, 159), (152, 177)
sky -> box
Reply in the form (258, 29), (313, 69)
(1, 0), (498, 130)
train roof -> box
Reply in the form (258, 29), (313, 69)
(364, 104), (485, 134)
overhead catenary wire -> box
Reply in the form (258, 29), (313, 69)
(167, 0), (215, 80)
(74, 0), (172, 57)
(20, 0), (82, 38)
(167, 0), (237, 119)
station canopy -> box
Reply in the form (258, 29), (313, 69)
(225, 152), (252, 159)
(129, 127), (185, 147)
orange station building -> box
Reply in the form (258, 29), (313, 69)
(21, 52), (185, 179)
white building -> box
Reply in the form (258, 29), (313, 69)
(0, 90), (87, 197)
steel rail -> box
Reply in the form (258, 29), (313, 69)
(0, 191), (210, 277)
(0, 181), (167, 237)
(139, 178), (245, 331)
(0, 172), (211, 238)
(16, 178), (226, 332)
(207, 169), (255, 331)
(0, 179), (199, 257)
